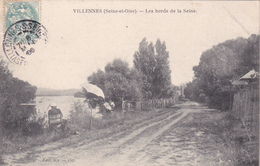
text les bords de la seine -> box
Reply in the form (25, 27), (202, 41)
(73, 9), (197, 14)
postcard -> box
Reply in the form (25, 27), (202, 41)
(0, 1), (259, 166)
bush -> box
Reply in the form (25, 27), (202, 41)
(22, 112), (48, 136)
(68, 101), (142, 131)
(0, 57), (37, 135)
(69, 101), (96, 130)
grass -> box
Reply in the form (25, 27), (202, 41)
(4, 102), (255, 165)
(0, 105), (157, 158)
(69, 109), (147, 131)
(0, 108), (162, 165)
(67, 101), (162, 132)
(0, 130), (68, 155)
(176, 111), (259, 166)
(220, 112), (258, 166)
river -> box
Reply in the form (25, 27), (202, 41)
(35, 96), (85, 119)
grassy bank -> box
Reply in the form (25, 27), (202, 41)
(177, 110), (259, 166)
(0, 104), (163, 157)
(0, 130), (68, 154)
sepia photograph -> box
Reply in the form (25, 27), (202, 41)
(0, 0), (259, 165)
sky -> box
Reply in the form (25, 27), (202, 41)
(1, 1), (259, 89)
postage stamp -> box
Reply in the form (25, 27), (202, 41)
(3, 0), (41, 31)
(2, 19), (48, 65)
(2, 0), (45, 65)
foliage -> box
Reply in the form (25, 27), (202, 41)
(21, 121), (44, 136)
(88, 38), (175, 108)
(87, 69), (106, 91)
(184, 79), (207, 103)
(68, 100), (152, 132)
(23, 111), (48, 136)
(88, 59), (143, 107)
(185, 34), (259, 110)
(69, 101), (92, 130)
(235, 34), (259, 76)
(105, 60), (143, 102)
(0, 56), (37, 134)
(69, 101), (130, 131)
(133, 38), (173, 99)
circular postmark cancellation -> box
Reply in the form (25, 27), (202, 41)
(3, 20), (48, 65)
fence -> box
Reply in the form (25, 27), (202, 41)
(134, 95), (179, 111)
(232, 86), (259, 137)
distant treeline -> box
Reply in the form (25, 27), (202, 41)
(36, 88), (80, 96)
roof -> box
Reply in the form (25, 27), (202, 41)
(239, 69), (258, 80)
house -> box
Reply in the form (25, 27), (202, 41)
(239, 69), (258, 81)
(231, 69), (259, 87)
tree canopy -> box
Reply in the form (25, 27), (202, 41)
(133, 38), (173, 99)
(88, 38), (175, 109)
(185, 34), (259, 110)
(0, 57), (37, 133)
(88, 59), (143, 107)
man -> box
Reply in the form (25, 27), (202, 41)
(48, 103), (63, 119)
(48, 103), (67, 131)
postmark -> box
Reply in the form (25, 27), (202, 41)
(4, 0), (40, 31)
(3, 20), (48, 65)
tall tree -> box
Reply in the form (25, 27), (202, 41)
(154, 39), (172, 98)
(133, 38), (172, 99)
(133, 38), (155, 98)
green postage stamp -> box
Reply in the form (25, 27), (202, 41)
(4, 0), (40, 31)
(3, 0), (47, 66)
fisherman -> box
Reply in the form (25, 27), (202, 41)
(48, 103), (63, 118)
(48, 103), (67, 131)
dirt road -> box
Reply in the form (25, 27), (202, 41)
(3, 102), (230, 166)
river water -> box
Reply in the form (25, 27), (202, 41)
(35, 96), (85, 119)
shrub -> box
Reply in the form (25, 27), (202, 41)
(69, 101), (95, 130)
(68, 101), (140, 131)
(22, 112), (48, 136)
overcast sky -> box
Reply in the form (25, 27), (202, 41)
(1, 1), (259, 89)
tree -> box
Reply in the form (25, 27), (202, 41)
(186, 34), (259, 110)
(133, 38), (173, 99)
(192, 37), (248, 110)
(88, 59), (143, 108)
(0, 58), (12, 135)
(133, 38), (155, 98)
(87, 69), (106, 91)
(184, 79), (207, 103)
(0, 57), (37, 134)
(235, 34), (259, 76)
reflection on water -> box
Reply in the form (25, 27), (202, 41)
(35, 96), (85, 119)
